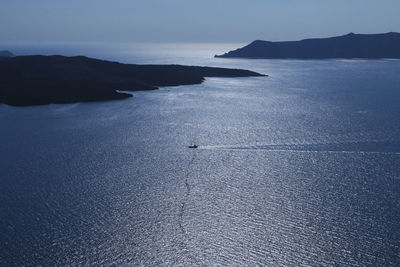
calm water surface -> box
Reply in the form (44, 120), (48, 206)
(1, 44), (400, 266)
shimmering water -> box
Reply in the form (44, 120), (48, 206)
(1, 44), (400, 266)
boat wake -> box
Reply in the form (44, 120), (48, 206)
(198, 142), (400, 155)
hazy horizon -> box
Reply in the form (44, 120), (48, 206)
(1, 0), (400, 44)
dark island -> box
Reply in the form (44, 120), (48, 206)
(0, 55), (265, 106)
(215, 32), (400, 59)
(0, 50), (14, 58)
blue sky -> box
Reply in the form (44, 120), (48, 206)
(1, 0), (399, 43)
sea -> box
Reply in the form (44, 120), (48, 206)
(1, 43), (400, 266)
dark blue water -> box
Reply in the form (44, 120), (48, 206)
(1, 44), (400, 266)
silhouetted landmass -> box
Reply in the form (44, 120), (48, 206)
(215, 32), (400, 59)
(0, 55), (265, 106)
(0, 51), (14, 58)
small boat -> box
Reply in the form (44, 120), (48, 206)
(188, 144), (198, 149)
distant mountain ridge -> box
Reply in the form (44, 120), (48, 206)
(0, 50), (14, 57)
(215, 32), (400, 59)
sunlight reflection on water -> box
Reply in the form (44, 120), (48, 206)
(1, 45), (400, 266)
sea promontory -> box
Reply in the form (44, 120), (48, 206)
(0, 55), (265, 106)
